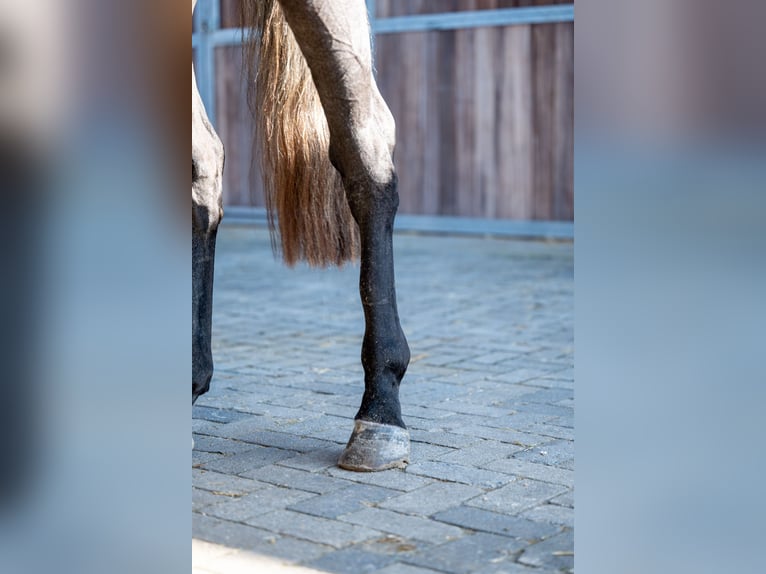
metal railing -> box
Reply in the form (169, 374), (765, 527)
(192, 1), (574, 128)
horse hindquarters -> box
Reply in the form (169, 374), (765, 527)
(192, 64), (224, 403)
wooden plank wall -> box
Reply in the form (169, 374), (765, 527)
(210, 0), (573, 220)
(215, 45), (265, 207)
(216, 0), (265, 207)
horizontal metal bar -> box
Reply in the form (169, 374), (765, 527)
(192, 28), (242, 47)
(372, 5), (574, 34)
(222, 207), (573, 240)
(192, 5), (574, 50)
(211, 27), (246, 46)
(394, 214), (573, 240)
(191, 28), (246, 49)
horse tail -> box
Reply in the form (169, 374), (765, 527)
(242, 0), (359, 267)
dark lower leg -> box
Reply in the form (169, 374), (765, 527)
(347, 178), (410, 429)
(192, 228), (217, 403)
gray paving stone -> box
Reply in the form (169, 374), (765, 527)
(443, 360), (514, 374)
(482, 458), (574, 487)
(512, 439), (574, 468)
(287, 484), (399, 518)
(376, 564), (445, 574)
(192, 513), (227, 541)
(192, 435), (257, 457)
(194, 393), (271, 417)
(409, 429), (482, 449)
(405, 532), (525, 574)
(513, 402), (573, 418)
(355, 533), (426, 561)
(432, 413), (506, 433)
(549, 490), (574, 508)
(326, 466), (434, 492)
(193, 516), (333, 563)
(192, 405), (251, 424)
(501, 358), (571, 372)
(307, 547), (395, 574)
(261, 389), (329, 408)
(222, 428), (337, 453)
(433, 506), (559, 541)
(520, 422), (574, 441)
(210, 411), (317, 440)
(339, 507), (465, 545)
(277, 414), (351, 436)
(431, 400), (512, 418)
(419, 351), (484, 368)
(411, 369), (489, 387)
(410, 442), (457, 461)
(472, 562), (559, 574)
(192, 469), (266, 496)
(528, 377), (573, 390)
(308, 426), (353, 445)
(201, 485), (315, 522)
(468, 351), (523, 365)
(485, 369), (553, 385)
(201, 446), (297, 475)
(496, 412), (558, 429)
(403, 414), (457, 432)
(243, 509), (382, 548)
(405, 461), (512, 488)
(379, 482), (484, 516)
(275, 447), (342, 471)
(408, 367), (482, 384)
(449, 425), (552, 448)
(437, 440), (524, 466)
(466, 388), (536, 408)
(404, 387), (474, 406)
(467, 479), (568, 514)
(402, 404), (456, 420)
(255, 533), (335, 564)
(524, 347), (571, 364)
(193, 488), (230, 511)
(193, 449), (226, 467)
(513, 388), (574, 405)
(517, 529), (573, 571)
(242, 464), (352, 494)
(191, 418), (226, 437)
(520, 503), (574, 528)
(543, 367), (573, 381)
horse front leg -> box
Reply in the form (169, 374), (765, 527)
(192, 211), (218, 404)
(192, 64), (224, 404)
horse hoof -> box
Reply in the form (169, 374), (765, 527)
(338, 420), (410, 472)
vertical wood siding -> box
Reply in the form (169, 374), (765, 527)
(215, 46), (265, 208)
(210, 0), (573, 220)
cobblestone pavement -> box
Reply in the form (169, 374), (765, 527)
(193, 225), (574, 574)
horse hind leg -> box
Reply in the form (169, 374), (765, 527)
(277, 0), (410, 470)
(337, 140), (411, 471)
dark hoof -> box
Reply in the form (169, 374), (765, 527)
(338, 420), (410, 472)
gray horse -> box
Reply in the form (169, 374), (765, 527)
(192, 0), (410, 471)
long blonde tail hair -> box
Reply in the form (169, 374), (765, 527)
(242, 0), (359, 266)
